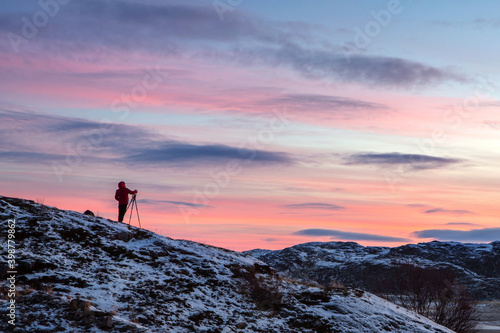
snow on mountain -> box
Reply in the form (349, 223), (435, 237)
(0, 195), (454, 332)
(245, 240), (500, 300)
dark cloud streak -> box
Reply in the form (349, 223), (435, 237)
(284, 203), (346, 210)
(345, 152), (464, 170)
(445, 222), (481, 226)
(413, 227), (500, 242)
(425, 208), (475, 215)
(268, 44), (465, 87)
(125, 143), (292, 166)
(293, 228), (410, 242)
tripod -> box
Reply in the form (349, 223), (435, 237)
(127, 194), (141, 228)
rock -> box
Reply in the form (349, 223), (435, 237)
(69, 299), (91, 314)
(83, 210), (95, 217)
(114, 230), (133, 242)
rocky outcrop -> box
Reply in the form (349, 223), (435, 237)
(247, 240), (500, 300)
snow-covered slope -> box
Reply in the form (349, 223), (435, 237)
(0, 196), (454, 332)
(246, 240), (500, 300)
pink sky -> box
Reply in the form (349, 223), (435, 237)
(1, 1), (500, 251)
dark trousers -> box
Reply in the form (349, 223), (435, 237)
(118, 204), (127, 222)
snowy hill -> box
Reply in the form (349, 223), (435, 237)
(245, 241), (500, 300)
(0, 195), (454, 332)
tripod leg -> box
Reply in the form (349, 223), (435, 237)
(128, 199), (134, 225)
(135, 200), (141, 228)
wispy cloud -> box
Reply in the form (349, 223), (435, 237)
(0, 107), (156, 159)
(263, 93), (383, 110)
(345, 152), (464, 170)
(284, 203), (346, 210)
(293, 228), (410, 242)
(425, 208), (475, 215)
(413, 227), (500, 242)
(0, 107), (292, 169)
(248, 93), (386, 118)
(0, 151), (65, 163)
(0, 1), (314, 56)
(250, 44), (466, 88)
(0, 1), (466, 89)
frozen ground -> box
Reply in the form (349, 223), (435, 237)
(0, 195), (456, 332)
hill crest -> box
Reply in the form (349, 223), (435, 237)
(246, 239), (500, 300)
(0, 195), (453, 332)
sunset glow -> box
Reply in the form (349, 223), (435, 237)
(2, 0), (500, 251)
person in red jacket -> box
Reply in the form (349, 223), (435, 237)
(115, 181), (138, 222)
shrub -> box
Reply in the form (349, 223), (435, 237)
(379, 263), (478, 333)
(233, 264), (283, 312)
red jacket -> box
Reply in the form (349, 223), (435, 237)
(115, 187), (136, 205)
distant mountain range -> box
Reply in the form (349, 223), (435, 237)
(0, 195), (454, 332)
(246, 240), (500, 300)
